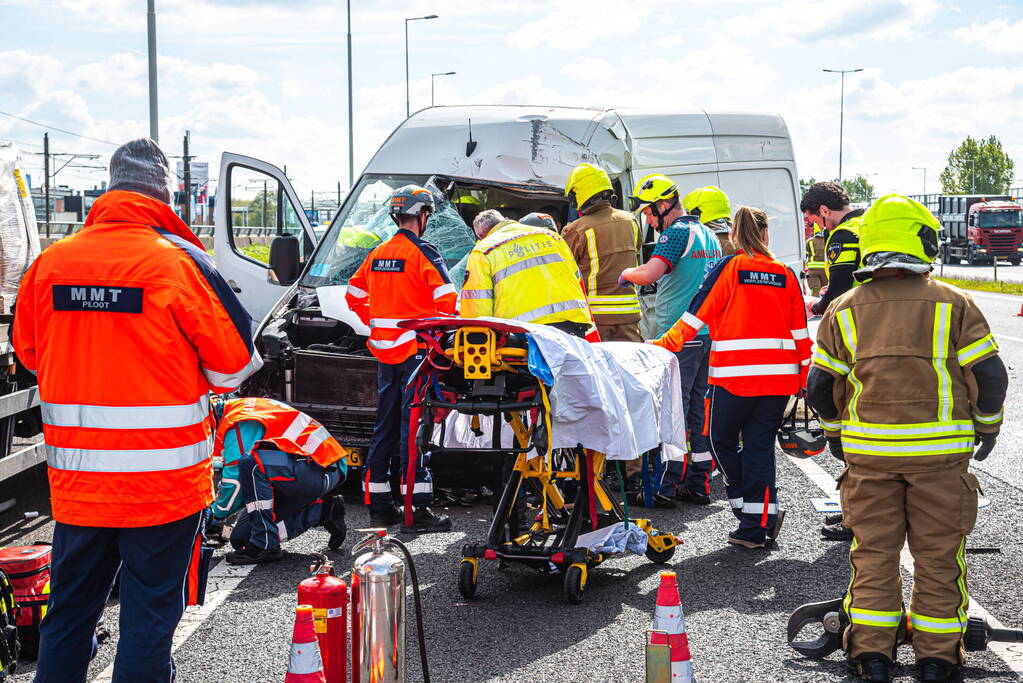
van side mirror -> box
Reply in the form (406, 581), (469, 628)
(268, 233), (301, 285)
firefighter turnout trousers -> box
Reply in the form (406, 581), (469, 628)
(806, 269), (827, 296)
(231, 448), (343, 552)
(364, 352), (433, 512)
(840, 463), (977, 662)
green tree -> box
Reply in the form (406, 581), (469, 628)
(939, 135), (1015, 194)
(799, 176), (874, 203)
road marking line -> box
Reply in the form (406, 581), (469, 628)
(958, 290), (1023, 303)
(786, 454), (1023, 675)
(996, 333), (1023, 344)
(92, 559), (256, 682)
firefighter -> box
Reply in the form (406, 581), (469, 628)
(653, 207), (811, 548)
(345, 185), (456, 533)
(13, 138), (261, 682)
(805, 219), (830, 296)
(806, 194), (1008, 682)
(462, 209), (596, 339)
(801, 181), (864, 316)
(211, 398), (348, 564)
(683, 185), (735, 256)
(621, 174), (723, 505)
(562, 163), (643, 342)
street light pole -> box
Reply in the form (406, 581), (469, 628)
(346, 0), (354, 189)
(405, 14), (438, 118)
(823, 67), (863, 182)
(967, 159), (976, 193)
(912, 167), (927, 195)
(431, 71), (455, 107)
(147, 0), (159, 142)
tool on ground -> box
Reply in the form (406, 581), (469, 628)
(787, 598), (1023, 659)
(351, 529), (430, 683)
(0, 543), (51, 659)
(777, 397), (826, 458)
(285, 604), (327, 683)
(298, 554), (348, 683)
(401, 318), (679, 604)
(648, 571), (694, 682)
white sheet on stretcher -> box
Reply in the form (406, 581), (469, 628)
(432, 322), (687, 461)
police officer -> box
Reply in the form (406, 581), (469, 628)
(805, 219), (830, 296)
(212, 398), (348, 564)
(801, 181), (864, 316)
(345, 185), (456, 533)
(683, 185), (735, 257)
(14, 138), (261, 682)
(807, 195), (1008, 682)
(562, 163), (643, 342)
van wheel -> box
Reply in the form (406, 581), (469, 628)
(1011, 256), (1020, 266)
(944, 247), (961, 265)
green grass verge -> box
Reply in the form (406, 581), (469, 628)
(243, 244), (270, 263)
(935, 276), (1023, 296)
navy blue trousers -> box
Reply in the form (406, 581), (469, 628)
(707, 385), (788, 544)
(231, 448), (343, 551)
(661, 337), (714, 496)
(35, 511), (203, 683)
(365, 352), (433, 512)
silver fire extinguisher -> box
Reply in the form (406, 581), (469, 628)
(351, 530), (431, 683)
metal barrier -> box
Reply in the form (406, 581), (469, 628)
(0, 385), (45, 483)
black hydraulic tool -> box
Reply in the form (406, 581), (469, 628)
(788, 599), (1023, 659)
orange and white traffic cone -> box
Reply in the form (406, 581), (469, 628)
(285, 604), (327, 683)
(651, 571), (695, 682)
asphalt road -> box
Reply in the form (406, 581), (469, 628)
(1, 291), (1021, 683)
(936, 260), (1023, 284)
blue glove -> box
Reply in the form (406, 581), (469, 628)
(618, 271), (631, 288)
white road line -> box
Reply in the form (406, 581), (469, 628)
(996, 333), (1023, 344)
(786, 454), (1023, 675)
(961, 290), (1023, 304)
(91, 559), (256, 682)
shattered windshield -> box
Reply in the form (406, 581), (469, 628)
(302, 174), (477, 288)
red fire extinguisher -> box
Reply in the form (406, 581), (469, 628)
(298, 554), (349, 683)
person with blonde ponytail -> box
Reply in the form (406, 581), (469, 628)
(652, 207), (811, 548)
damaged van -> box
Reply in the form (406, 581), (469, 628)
(213, 105), (804, 473)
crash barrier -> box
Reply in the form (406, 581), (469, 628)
(400, 318), (679, 604)
(36, 222), (279, 251)
(0, 313), (44, 483)
(647, 571), (694, 683)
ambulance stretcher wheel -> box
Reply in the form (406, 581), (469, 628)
(458, 560), (478, 599)
(563, 566), (585, 604)
(645, 544), (676, 565)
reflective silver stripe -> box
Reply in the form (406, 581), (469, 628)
(282, 412), (313, 442)
(691, 451), (713, 463)
(460, 289), (493, 300)
(493, 253), (565, 285)
(46, 440), (211, 473)
(513, 299), (588, 323)
(590, 295), (640, 304)
(820, 418), (841, 431)
(346, 284), (368, 299)
(973, 409), (1003, 424)
(433, 283), (456, 299)
(910, 614), (966, 633)
(849, 609), (901, 626)
(709, 363), (800, 378)
(728, 497), (743, 509)
(303, 426), (332, 453)
(369, 331), (416, 349)
(364, 481), (390, 493)
(277, 520), (289, 542)
(790, 328), (809, 340)
(711, 338), (796, 352)
(203, 349), (264, 390)
(842, 439), (974, 454)
(742, 502), (778, 515)
(286, 642), (322, 675)
(401, 482), (434, 494)
(801, 358), (812, 366)
(41, 396), (209, 430)
(681, 312), (704, 331)
(370, 318), (403, 329)
(590, 305), (642, 314)
(842, 421), (973, 438)
(246, 499), (273, 513)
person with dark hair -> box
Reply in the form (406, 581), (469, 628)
(800, 181), (865, 316)
(652, 207), (811, 548)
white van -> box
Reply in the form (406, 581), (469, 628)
(213, 105), (803, 466)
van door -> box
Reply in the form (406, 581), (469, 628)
(214, 153), (317, 323)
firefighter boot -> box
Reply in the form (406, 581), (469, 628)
(676, 486), (711, 505)
(403, 507), (452, 534)
(916, 658), (961, 682)
(320, 496), (347, 550)
(369, 505), (403, 527)
(226, 545), (285, 565)
(848, 653), (892, 682)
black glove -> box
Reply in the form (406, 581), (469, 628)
(810, 300), (823, 317)
(827, 436), (844, 462)
(974, 432), (997, 461)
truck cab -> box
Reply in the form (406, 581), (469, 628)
(213, 105), (804, 476)
(937, 194), (1023, 266)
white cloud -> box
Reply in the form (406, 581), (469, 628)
(953, 18), (1023, 54)
(560, 57), (617, 82)
(508, 1), (652, 50)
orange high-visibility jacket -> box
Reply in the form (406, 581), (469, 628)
(213, 397), (347, 468)
(654, 251), (812, 397)
(12, 190), (262, 528)
(345, 229), (457, 364)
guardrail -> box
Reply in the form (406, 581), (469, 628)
(0, 385), (45, 483)
(36, 221), (282, 239)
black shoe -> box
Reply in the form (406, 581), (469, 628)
(226, 546), (284, 565)
(321, 496), (347, 550)
(768, 509), (786, 541)
(727, 531), (766, 549)
(369, 505), (403, 527)
(675, 486), (711, 505)
(625, 474), (642, 492)
(917, 658), (960, 682)
(824, 513), (844, 526)
(627, 490), (677, 509)
(822, 522), (854, 541)
(848, 652), (892, 682)
(402, 507), (452, 534)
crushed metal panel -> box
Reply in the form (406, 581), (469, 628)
(708, 113), (795, 163)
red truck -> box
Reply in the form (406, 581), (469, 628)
(936, 194), (1023, 266)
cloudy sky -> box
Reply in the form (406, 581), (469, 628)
(2, 0), (1021, 201)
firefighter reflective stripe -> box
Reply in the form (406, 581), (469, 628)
(973, 408), (1004, 424)
(847, 370), (864, 422)
(742, 501), (777, 515)
(841, 420), (973, 439)
(837, 309), (858, 357)
(460, 289), (492, 300)
(933, 303), (953, 422)
(728, 497), (743, 509)
(346, 284), (368, 299)
(957, 333), (997, 366)
(709, 363), (800, 378)
(790, 328), (809, 340)
(203, 350), (264, 390)
(681, 312), (704, 332)
(363, 481), (390, 492)
(433, 283), (456, 299)
(955, 536), (969, 624)
(841, 437), (975, 456)
(813, 348), (850, 375)
(910, 613), (967, 634)
(589, 294), (641, 315)
(711, 338), (796, 352)
(820, 417), (841, 431)
(585, 229), (599, 297)
(246, 499), (273, 512)
(691, 451), (713, 463)
(41, 396), (209, 429)
(46, 440), (211, 472)
(513, 299), (590, 323)
(369, 331), (416, 349)
(848, 607), (902, 627)
(401, 482), (433, 494)
(493, 253), (565, 284)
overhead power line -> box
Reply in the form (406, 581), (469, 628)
(0, 110), (119, 146)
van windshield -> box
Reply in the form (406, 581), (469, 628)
(302, 174), (477, 288)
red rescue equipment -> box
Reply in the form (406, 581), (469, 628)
(297, 555), (349, 683)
